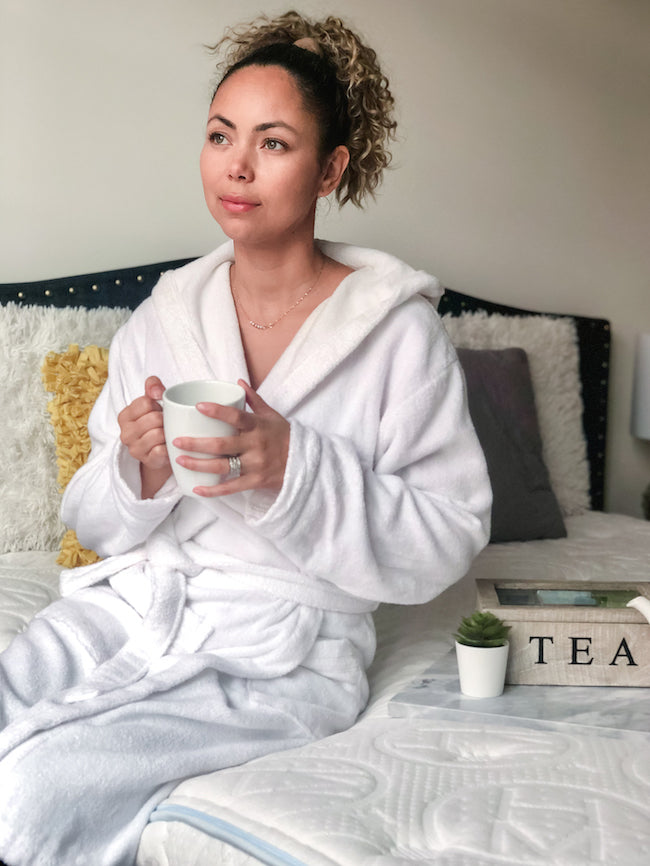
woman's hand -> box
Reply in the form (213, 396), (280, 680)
(118, 376), (173, 498)
(172, 380), (290, 497)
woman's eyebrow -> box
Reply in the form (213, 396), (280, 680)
(208, 113), (235, 128)
(207, 114), (298, 135)
(255, 121), (298, 134)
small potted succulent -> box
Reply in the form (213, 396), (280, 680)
(454, 610), (511, 698)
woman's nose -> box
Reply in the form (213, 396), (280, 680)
(228, 147), (253, 181)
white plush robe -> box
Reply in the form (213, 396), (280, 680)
(0, 241), (491, 866)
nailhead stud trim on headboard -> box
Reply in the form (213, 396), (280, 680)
(0, 259), (194, 310)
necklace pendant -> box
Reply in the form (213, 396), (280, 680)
(250, 320), (269, 330)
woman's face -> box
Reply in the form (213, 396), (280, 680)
(200, 64), (331, 249)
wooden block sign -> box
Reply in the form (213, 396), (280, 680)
(476, 580), (650, 686)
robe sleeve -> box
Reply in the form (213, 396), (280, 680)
(61, 307), (182, 557)
(243, 315), (492, 606)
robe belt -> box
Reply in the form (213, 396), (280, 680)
(60, 517), (212, 703)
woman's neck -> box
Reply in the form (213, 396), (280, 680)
(230, 239), (324, 318)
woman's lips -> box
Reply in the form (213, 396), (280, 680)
(220, 196), (259, 213)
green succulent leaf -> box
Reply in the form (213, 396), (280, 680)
(454, 610), (510, 647)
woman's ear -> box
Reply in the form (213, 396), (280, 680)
(317, 145), (350, 198)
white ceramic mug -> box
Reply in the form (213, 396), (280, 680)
(162, 379), (246, 496)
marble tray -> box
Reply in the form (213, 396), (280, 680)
(388, 650), (650, 740)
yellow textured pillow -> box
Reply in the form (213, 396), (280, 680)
(41, 344), (109, 567)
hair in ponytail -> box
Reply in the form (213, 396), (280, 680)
(208, 10), (397, 208)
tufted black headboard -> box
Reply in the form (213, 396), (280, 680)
(1, 261), (609, 510)
(0, 259), (194, 311)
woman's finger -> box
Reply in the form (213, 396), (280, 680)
(194, 477), (252, 497)
(238, 379), (281, 418)
(119, 394), (161, 426)
(121, 405), (163, 445)
(194, 401), (255, 431)
(171, 433), (241, 455)
(127, 426), (169, 466)
(193, 466), (266, 499)
(146, 443), (172, 470)
(145, 376), (165, 401)
(175, 453), (231, 472)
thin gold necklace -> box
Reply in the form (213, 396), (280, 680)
(231, 257), (326, 331)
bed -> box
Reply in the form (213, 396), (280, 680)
(1, 257), (649, 866)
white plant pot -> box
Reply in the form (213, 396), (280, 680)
(455, 640), (509, 698)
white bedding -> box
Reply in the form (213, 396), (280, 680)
(142, 715), (650, 866)
(1, 516), (648, 866)
(468, 511), (650, 585)
(136, 511), (650, 866)
(0, 550), (60, 651)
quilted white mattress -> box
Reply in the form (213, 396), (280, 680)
(143, 715), (650, 866)
(1, 518), (648, 865)
(138, 512), (650, 866)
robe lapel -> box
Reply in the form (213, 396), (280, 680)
(152, 250), (249, 386)
(151, 240), (440, 419)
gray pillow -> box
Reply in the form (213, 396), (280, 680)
(457, 347), (567, 543)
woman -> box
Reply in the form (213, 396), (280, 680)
(0, 11), (491, 866)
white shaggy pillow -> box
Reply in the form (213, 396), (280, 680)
(0, 303), (131, 553)
(442, 311), (590, 516)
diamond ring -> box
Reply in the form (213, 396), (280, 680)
(228, 456), (242, 478)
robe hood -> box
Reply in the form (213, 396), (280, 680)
(202, 238), (443, 303)
(318, 239), (443, 304)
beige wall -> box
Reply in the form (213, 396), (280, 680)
(2, 0), (649, 516)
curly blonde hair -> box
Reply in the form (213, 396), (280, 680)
(208, 10), (397, 208)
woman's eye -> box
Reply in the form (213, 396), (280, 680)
(263, 138), (286, 151)
(209, 131), (226, 145)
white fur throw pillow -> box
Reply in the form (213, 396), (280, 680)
(442, 311), (590, 516)
(0, 303), (131, 553)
